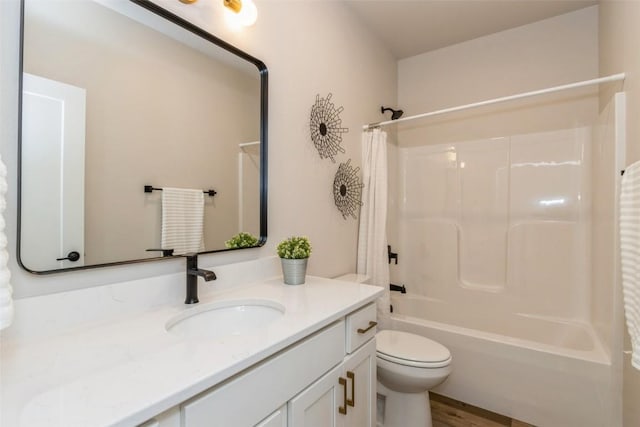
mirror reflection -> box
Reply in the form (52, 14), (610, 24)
(19, 0), (266, 272)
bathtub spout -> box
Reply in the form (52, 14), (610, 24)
(390, 283), (406, 294)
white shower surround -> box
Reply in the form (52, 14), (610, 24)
(396, 128), (592, 317)
(388, 117), (623, 425)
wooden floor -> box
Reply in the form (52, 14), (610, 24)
(430, 393), (535, 427)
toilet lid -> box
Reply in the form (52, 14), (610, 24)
(376, 330), (451, 368)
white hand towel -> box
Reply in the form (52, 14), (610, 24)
(620, 160), (640, 370)
(161, 187), (205, 256)
(0, 155), (13, 330)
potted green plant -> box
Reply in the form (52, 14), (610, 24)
(225, 232), (259, 249)
(277, 236), (312, 285)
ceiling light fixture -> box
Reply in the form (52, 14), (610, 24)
(224, 0), (241, 13)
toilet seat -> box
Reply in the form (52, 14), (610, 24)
(376, 330), (451, 368)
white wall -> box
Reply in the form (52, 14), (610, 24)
(396, 6), (599, 147)
(0, 0), (397, 298)
(599, 1), (640, 425)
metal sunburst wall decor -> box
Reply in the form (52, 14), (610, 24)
(333, 159), (364, 220)
(310, 93), (348, 162)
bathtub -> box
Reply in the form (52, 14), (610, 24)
(388, 293), (616, 427)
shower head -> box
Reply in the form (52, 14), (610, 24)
(381, 106), (404, 120)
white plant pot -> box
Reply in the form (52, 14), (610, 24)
(281, 258), (308, 285)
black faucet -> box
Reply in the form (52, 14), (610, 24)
(185, 254), (217, 304)
(389, 283), (406, 294)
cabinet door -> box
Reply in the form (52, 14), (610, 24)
(256, 405), (287, 427)
(183, 321), (345, 427)
(137, 406), (180, 427)
(287, 338), (376, 427)
(344, 339), (376, 427)
(288, 364), (346, 427)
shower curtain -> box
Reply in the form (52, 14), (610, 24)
(357, 129), (390, 324)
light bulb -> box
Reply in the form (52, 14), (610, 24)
(224, 0), (257, 28)
(238, 0), (257, 26)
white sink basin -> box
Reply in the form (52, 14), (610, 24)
(166, 299), (285, 340)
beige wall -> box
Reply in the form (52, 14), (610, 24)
(0, 0), (397, 296)
(397, 6), (599, 147)
(599, 1), (640, 425)
(150, 0), (398, 280)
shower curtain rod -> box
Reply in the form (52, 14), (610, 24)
(238, 141), (260, 148)
(363, 73), (626, 131)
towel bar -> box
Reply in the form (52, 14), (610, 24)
(144, 185), (217, 197)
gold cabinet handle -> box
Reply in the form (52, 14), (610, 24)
(346, 371), (355, 407)
(357, 321), (377, 334)
(338, 377), (348, 415)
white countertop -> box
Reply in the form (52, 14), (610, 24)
(0, 273), (382, 427)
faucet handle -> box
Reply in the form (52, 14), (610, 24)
(200, 269), (217, 281)
(387, 245), (398, 264)
(146, 248), (174, 257)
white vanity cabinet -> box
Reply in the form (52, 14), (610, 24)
(169, 302), (377, 427)
(287, 303), (377, 427)
(3, 270), (385, 427)
(287, 339), (376, 426)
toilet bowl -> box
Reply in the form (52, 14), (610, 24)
(376, 330), (452, 427)
(333, 274), (452, 427)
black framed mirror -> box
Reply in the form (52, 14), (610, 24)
(17, 0), (268, 273)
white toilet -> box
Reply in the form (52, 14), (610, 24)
(334, 274), (452, 427)
(376, 330), (452, 427)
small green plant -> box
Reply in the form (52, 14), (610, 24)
(277, 236), (312, 259)
(225, 232), (259, 249)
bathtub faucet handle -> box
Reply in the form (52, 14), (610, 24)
(388, 245), (398, 264)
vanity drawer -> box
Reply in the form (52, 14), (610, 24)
(182, 320), (345, 427)
(345, 302), (377, 353)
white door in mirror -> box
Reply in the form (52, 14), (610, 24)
(21, 73), (85, 271)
